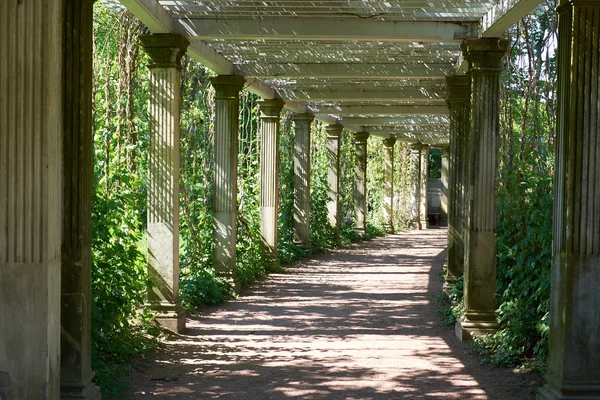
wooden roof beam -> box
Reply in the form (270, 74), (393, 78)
(177, 18), (480, 42)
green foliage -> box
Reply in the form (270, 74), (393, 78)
(428, 148), (442, 179)
(437, 277), (464, 327)
(363, 222), (388, 240)
(466, 5), (557, 373)
(368, 138), (416, 231)
(178, 58), (234, 307)
(92, 4), (158, 395)
(308, 122), (338, 251)
(278, 112), (309, 264)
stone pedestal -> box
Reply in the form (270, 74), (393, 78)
(259, 99), (285, 263)
(445, 76), (470, 284)
(60, 0), (101, 398)
(409, 144), (423, 229)
(141, 34), (189, 333)
(293, 113), (315, 246)
(211, 76), (246, 293)
(382, 137), (396, 232)
(353, 133), (370, 234)
(455, 38), (508, 341)
(326, 124), (344, 241)
(537, 1), (600, 398)
(419, 145), (430, 230)
(0, 1), (63, 398)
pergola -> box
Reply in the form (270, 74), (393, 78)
(122, 0), (541, 146)
(1, 1), (599, 399)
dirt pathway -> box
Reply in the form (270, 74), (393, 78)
(125, 229), (543, 399)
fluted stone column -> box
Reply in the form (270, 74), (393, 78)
(537, 1), (600, 398)
(293, 113), (314, 246)
(211, 75), (246, 293)
(410, 144), (423, 229)
(60, 0), (101, 398)
(383, 137), (397, 232)
(259, 99), (285, 263)
(441, 147), (449, 219)
(141, 34), (189, 333)
(353, 132), (370, 234)
(456, 38), (508, 341)
(419, 145), (431, 230)
(326, 124), (344, 241)
(445, 76), (471, 284)
(0, 1), (63, 397)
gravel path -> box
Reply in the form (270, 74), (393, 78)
(125, 229), (543, 399)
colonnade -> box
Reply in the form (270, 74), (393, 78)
(1, 0), (599, 398)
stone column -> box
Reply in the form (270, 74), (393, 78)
(60, 0), (101, 398)
(293, 113), (315, 246)
(456, 38), (508, 341)
(141, 34), (189, 333)
(445, 76), (471, 284)
(419, 145), (431, 230)
(326, 124), (344, 241)
(537, 1), (600, 398)
(211, 76), (246, 293)
(409, 144), (423, 229)
(441, 147), (449, 219)
(382, 137), (397, 232)
(353, 132), (370, 234)
(0, 1), (63, 398)
(258, 99), (285, 263)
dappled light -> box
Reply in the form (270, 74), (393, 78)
(125, 230), (541, 399)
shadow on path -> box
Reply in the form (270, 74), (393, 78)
(125, 229), (542, 399)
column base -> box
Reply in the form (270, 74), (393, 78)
(215, 269), (242, 295)
(61, 372), (101, 400)
(455, 315), (498, 342)
(353, 227), (365, 236)
(293, 240), (312, 252)
(537, 384), (600, 400)
(146, 300), (186, 333)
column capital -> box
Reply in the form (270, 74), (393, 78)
(353, 132), (370, 143)
(558, 0), (600, 13)
(410, 143), (423, 152)
(292, 113), (315, 124)
(383, 137), (397, 147)
(140, 34), (189, 68)
(461, 38), (509, 74)
(259, 98), (285, 119)
(441, 147), (450, 158)
(325, 124), (343, 139)
(210, 75), (246, 99)
(445, 75), (471, 107)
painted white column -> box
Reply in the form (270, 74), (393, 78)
(538, 1), (600, 398)
(382, 137), (396, 232)
(259, 99), (285, 262)
(353, 132), (370, 234)
(456, 38), (508, 341)
(293, 113), (314, 246)
(210, 75), (246, 294)
(141, 34), (189, 333)
(326, 124), (343, 241)
(419, 145), (431, 230)
(0, 1), (63, 397)
(445, 76), (470, 284)
(409, 143), (423, 229)
(60, 0), (101, 398)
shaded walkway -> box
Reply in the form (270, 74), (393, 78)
(126, 229), (542, 399)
